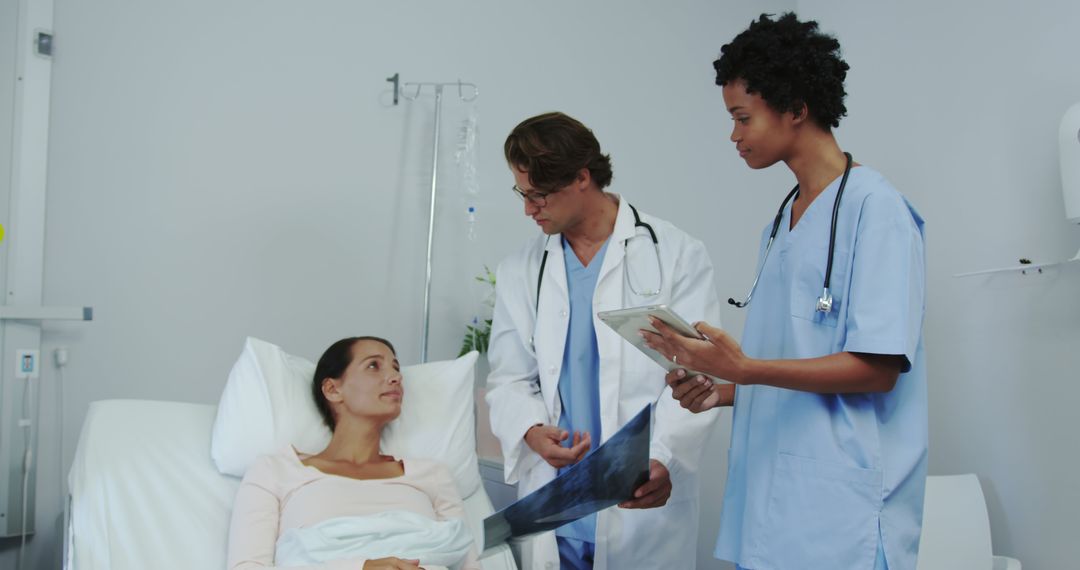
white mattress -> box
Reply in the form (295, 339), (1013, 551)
(68, 399), (515, 570)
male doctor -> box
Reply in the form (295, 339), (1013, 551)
(486, 111), (721, 569)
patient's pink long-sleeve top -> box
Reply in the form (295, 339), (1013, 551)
(226, 446), (480, 570)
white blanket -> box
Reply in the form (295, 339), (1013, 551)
(275, 510), (474, 570)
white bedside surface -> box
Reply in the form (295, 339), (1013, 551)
(478, 457), (517, 511)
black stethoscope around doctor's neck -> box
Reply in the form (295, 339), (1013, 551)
(728, 152), (853, 314)
(535, 203), (660, 313)
(530, 203), (660, 352)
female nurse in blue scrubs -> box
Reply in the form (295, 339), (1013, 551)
(643, 13), (927, 570)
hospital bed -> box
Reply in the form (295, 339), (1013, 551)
(66, 341), (517, 570)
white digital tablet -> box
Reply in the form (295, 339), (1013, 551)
(596, 304), (722, 383)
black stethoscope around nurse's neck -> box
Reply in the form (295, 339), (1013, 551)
(728, 152), (853, 314)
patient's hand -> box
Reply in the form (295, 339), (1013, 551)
(363, 557), (420, 569)
(524, 425), (591, 468)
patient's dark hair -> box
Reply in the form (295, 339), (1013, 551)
(504, 111), (613, 191)
(312, 336), (396, 431)
(714, 12), (849, 129)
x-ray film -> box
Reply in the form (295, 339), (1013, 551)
(482, 405), (651, 551)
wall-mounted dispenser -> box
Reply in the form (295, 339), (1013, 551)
(1060, 101), (1080, 225)
(955, 102), (1080, 277)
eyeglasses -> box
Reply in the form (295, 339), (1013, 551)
(511, 184), (558, 207)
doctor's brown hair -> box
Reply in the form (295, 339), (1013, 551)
(312, 336), (396, 431)
(504, 111), (613, 191)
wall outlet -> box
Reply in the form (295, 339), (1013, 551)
(15, 349), (39, 379)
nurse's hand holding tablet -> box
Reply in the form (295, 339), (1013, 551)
(641, 319), (737, 413)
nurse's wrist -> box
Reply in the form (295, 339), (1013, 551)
(715, 383), (736, 406)
(734, 356), (762, 385)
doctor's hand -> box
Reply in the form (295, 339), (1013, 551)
(619, 460), (671, 509)
(665, 368), (736, 413)
(524, 425), (592, 468)
(642, 318), (752, 385)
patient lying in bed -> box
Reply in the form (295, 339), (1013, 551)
(227, 336), (480, 570)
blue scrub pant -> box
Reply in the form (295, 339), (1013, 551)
(735, 542), (888, 570)
(557, 536), (595, 569)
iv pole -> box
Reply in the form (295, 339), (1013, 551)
(387, 74), (478, 362)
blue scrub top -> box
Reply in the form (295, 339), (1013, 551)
(717, 167), (928, 570)
(555, 236), (609, 543)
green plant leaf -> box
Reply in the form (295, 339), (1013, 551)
(460, 267), (497, 355)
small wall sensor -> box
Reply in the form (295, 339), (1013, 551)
(35, 30), (53, 58)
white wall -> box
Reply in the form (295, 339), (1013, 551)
(0, 1), (793, 568)
(795, 2), (1080, 568)
(0, 0), (13, 219)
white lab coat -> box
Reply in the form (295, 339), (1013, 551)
(486, 196), (721, 570)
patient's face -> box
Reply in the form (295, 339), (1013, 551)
(332, 339), (403, 423)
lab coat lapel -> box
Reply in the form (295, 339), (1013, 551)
(593, 195), (636, 444)
(536, 234), (569, 416)
(595, 195), (635, 291)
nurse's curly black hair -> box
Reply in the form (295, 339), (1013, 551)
(714, 13), (849, 129)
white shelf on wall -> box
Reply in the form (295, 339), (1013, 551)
(954, 248), (1080, 277)
(0, 306), (93, 321)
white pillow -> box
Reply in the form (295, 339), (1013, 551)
(210, 337), (481, 498)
